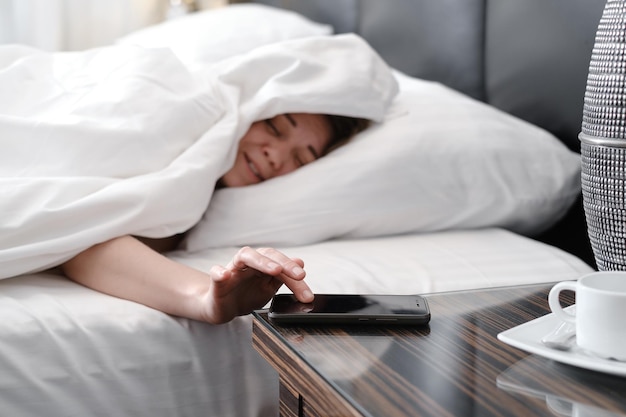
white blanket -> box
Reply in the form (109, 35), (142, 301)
(0, 34), (398, 278)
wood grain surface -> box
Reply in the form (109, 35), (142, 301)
(253, 284), (626, 417)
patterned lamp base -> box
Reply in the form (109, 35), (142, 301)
(581, 0), (626, 270)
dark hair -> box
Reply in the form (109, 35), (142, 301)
(323, 114), (371, 154)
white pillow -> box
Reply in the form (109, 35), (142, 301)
(183, 71), (582, 251)
(116, 4), (332, 70)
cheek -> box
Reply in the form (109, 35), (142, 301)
(219, 153), (244, 187)
(277, 163), (298, 177)
(239, 123), (264, 145)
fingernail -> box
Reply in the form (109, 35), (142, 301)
(302, 290), (313, 300)
(292, 265), (305, 276)
(268, 262), (280, 270)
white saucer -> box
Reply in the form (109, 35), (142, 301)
(497, 308), (626, 377)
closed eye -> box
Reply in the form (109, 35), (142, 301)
(265, 119), (280, 136)
(308, 145), (319, 160)
(295, 146), (318, 167)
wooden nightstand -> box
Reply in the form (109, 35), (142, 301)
(253, 284), (626, 417)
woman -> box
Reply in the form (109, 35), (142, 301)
(1, 34), (397, 320)
(61, 112), (369, 324)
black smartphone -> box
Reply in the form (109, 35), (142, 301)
(268, 294), (430, 326)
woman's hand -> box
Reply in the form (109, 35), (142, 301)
(62, 237), (312, 325)
(202, 246), (314, 324)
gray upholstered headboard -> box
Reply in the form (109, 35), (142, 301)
(241, 0), (605, 152)
(239, 0), (606, 266)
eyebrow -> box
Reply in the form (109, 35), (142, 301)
(285, 113), (319, 159)
(285, 113), (297, 127)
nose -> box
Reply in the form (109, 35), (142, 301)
(263, 147), (285, 173)
(263, 142), (296, 176)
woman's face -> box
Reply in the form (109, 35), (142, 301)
(220, 113), (331, 188)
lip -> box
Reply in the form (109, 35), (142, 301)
(244, 153), (265, 183)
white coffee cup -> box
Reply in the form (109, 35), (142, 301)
(548, 271), (626, 361)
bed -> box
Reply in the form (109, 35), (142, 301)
(0, 1), (605, 416)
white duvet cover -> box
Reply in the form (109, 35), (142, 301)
(0, 229), (593, 417)
(0, 34), (397, 278)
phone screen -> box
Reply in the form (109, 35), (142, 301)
(268, 294), (430, 325)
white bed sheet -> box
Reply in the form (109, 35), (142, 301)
(0, 229), (593, 417)
(175, 228), (593, 295)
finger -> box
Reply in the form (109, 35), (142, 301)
(280, 276), (314, 303)
(229, 247), (305, 280)
(226, 247), (262, 272)
(291, 257), (305, 268)
(208, 264), (230, 282)
(226, 246), (281, 275)
(256, 248), (306, 279)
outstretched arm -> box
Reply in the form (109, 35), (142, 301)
(61, 235), (314, 324)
